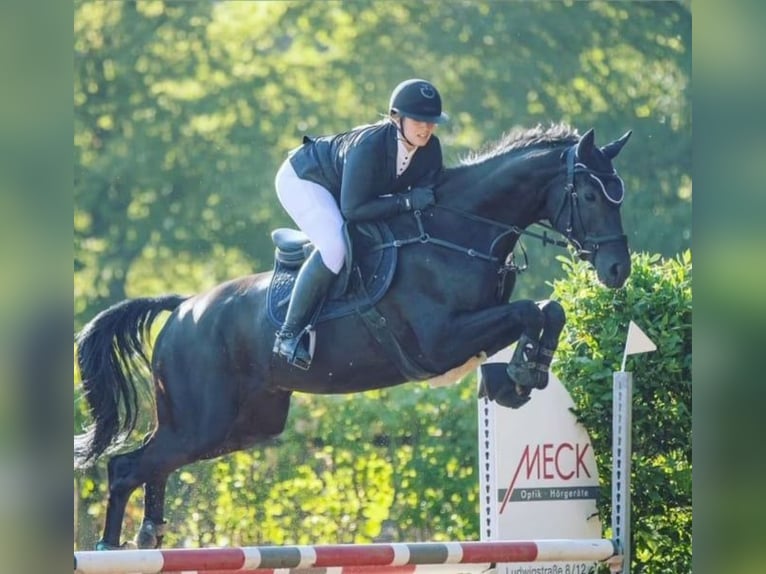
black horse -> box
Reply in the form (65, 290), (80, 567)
(74, 124), (631, 549)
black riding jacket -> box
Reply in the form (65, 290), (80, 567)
(288, 120), (443, 222)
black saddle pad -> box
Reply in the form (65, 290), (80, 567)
(266, 221), (397, 328)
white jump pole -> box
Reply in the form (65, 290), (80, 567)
(611, 320), (656, 574)
(612, 371), (632, 574)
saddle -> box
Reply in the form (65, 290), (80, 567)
(266, 221), (398, 328)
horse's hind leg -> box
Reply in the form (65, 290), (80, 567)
(128, 428), (204, 549)
(135, 477), (169, 548)
(98, 430), (193, 549)
(98, 448), (146, 549)
(134, 388), (294, 549)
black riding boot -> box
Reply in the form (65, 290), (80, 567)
(273, 250), (336, 370)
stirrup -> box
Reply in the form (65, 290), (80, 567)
(274, 329), (313, 370)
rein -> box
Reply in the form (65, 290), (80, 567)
(369, 207), (528, 299)
(372, 206), (518, 263)
(371, 144), (626, 277)
(370, 201), (570, 264)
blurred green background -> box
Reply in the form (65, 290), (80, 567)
(694, 1), (766, 573)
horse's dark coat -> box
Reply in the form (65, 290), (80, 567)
(74, 124), (632, 548)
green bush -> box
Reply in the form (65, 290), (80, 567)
(550, 251), (692, 573)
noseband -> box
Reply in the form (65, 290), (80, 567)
(548, 145), (627, 258)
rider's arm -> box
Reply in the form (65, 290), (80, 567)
(339, 142), (406, 222)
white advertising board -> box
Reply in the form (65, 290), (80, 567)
(478, 347), (602, 574)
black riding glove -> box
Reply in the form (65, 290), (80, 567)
(399, 187), (436, 212)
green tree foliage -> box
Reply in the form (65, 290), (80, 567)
(75, 0), (690, 323)
(550, 251), (692, 573)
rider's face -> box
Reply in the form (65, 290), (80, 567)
(401, 117), (437, 149)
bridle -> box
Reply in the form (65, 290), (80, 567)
(542, 145), (627, 259)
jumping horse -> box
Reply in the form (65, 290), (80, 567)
(74, 124), (632, 549)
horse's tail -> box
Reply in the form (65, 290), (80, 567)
(74, 295), (187, 469)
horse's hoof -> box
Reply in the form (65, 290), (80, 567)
(136, 520), (163, 549)
(95, 540), (136, 551)
(505, 361), (539, 390)
(136, 520), (156, 548)
(495, 384), (531, 409)
(479, 363), (510, 400)
(479, 363), (531, 409)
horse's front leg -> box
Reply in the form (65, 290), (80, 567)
(496, 299), (565, 400)
(532, 299), (566, 388)
(423, 300), (544, 369)
(422, 299), (565, 409)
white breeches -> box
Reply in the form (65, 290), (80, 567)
(274, 159), (346, 274)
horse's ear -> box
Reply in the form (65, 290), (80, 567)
(576, 128), (596, 158)
(601, 130), (633, 159)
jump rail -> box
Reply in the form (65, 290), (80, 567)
(74, 539), (618, 574)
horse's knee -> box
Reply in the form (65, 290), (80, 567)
(515, 300), (544, 332)
(540, 299), (566, 327)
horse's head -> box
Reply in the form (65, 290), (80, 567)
(546, 128), (632, 288)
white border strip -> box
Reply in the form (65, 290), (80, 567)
(390, 542), (411, 565)
(75, 549), (164, 574)
(535, 539), (617, 562)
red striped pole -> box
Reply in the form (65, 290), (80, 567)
(74, 539), (618, 574)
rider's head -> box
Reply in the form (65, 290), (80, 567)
(389, 79), (448, 148)
(389, 78), (448, 124)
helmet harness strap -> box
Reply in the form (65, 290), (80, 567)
(391, 115), (416, 148)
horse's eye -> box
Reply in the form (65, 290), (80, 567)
(583, 190), (597, 202)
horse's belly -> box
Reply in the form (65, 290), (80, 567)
(273, 359), (407, 395)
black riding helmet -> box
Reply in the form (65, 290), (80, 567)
(389, 79), (448, 124)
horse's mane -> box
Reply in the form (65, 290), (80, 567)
(457, 122), (579, 166)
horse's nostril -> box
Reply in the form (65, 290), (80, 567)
(610, 262), (624, 281)
(609, 261), (630, 286)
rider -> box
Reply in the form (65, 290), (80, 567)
(273, 78), (448, 369)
